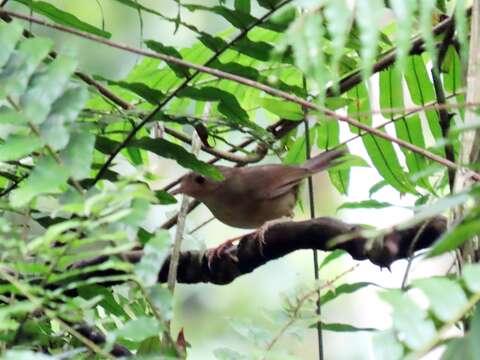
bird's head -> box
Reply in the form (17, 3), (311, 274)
(172, 172), (221, 200)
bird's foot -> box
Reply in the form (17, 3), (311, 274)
(207, 235), (241, 269)
(255, 218), (289, 256)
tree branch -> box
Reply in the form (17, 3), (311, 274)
(68, 216), (447, 287)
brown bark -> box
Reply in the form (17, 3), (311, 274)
(69, 216), (446, 286)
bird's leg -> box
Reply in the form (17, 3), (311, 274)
(255, 217), (291, 255)
(207, 234), (243, 269)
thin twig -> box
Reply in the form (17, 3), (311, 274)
(188, 216), (215, 234)
(168, 195), (190, 291)
(263, 264), (359, 357)
(400, 219), (432, 289)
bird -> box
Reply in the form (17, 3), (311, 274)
(172, 148), (347, 260)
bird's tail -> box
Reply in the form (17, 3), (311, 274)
(302, 148), (348, 173)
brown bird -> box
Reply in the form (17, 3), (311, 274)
(172, 148), (347, 258)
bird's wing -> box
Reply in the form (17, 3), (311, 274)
(232, 165), (309, 200)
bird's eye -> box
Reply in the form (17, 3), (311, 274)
(194, 175), (206, 185)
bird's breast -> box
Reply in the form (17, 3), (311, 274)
(203, 190), (297, 229)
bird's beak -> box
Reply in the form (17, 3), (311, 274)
(170, 187), (182, 196)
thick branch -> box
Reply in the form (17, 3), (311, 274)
(73, 323), (132, 358)
(69, 216), (446, 286)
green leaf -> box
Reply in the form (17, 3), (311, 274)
(131, 137), (223, 180)
(48, 86), (89, 125)
(95, 135), (223, 180)
(429, 219), (480, 257)
(324, 0), (351, 83)
(79, 285), (127, 317)
(369, 180), (388, 197)
(379, 67), (431, 191)
(419, 0), (437, 69)
(145, 40), (191, 78)
(337, 200), (396, 211)
(379, 289), (436, 350)
(232, 38), (274, 62)
(0, 135), (44, 161)
(10, 156), (69, 207)
(0, 38), (53, 99)
(414, 277), (468, 321)
(39, 86), (89, 150)
(348, 83), (415, 194)
(137, 336), (163, 355)
(0, 21), (23, 68)
(390, 0), (417, 72)
(177, 86), (265, 135)
(441, 306), (480, 360)
(322, 282), (375, 305)
(110, 81), (165, 104)
(442, 46), (463, 95)
(12, 0), (111, 38)
(372, 329), (404, 360)
(319, 249), (347, 269)
(154, 190), (177, 204)
(316, 119), (350, 195)
(134, 230), (170, 287)
(123, 198), (150, 226)
(404, 56), (443, 140)
(235, 0), (250, 13)
(182, 4), (257, 30)
(365, 134), (416, 193)
(260, 97), (303, 120)
(0, 106), (29, 125)
(148, 284), (173, 321)
(283, 127), (316, 165)
(94, 136), (119, 154)
(355, 0), (384, 79)
(320, 322), (376, 332)
(462, 264), (480, 293)
(257, 0), (284, 10)
(113, 316), (165, 342)
(60, 131), (95, 180)
(21, 55), (78, 125)
(455, 0), (468, 64)
(284, 13), (328, 101)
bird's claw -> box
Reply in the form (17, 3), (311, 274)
(255, 218), (287, 256)
(206, 237), (240, 270)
